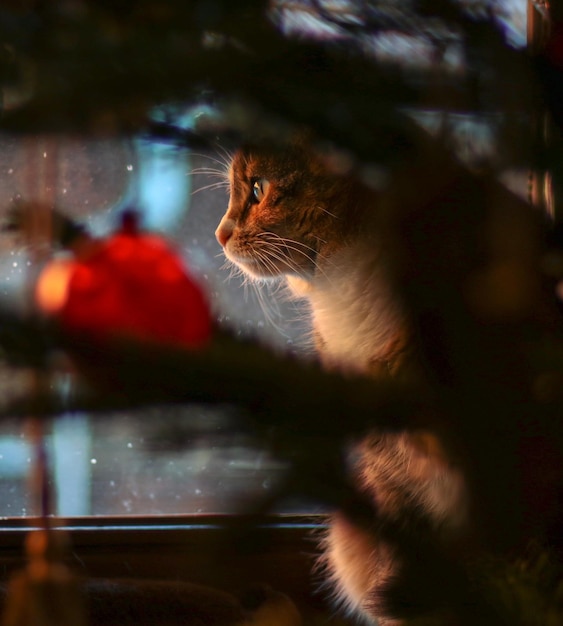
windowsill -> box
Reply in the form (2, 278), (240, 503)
(0, 512), (327, 532)
(0, 514), (332, 615)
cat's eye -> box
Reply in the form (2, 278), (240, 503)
(252, 178), (270, 202)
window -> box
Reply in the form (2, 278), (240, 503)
(0, 0), (534, 520)
(0, 132), (307, 517)
(0, 4), (555, 626)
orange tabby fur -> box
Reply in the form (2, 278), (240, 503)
(215, 134), (470, 624)
(216, 135), (413, 375)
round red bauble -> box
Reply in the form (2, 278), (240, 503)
(36, 214), (212, 349)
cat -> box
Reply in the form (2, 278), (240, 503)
(215, 131), (475, 624)
(215, 133), (418, 377)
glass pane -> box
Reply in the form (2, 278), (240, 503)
(0, 0), (531, 518)
(0, 130), (307, 518)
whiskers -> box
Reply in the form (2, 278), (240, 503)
(190, 179), (229, 195)
(216, 229), (337, 345)
(217, 252), (291, 338)
(189, 147), (232, 196)
(254, 231), (318, 275)
(254, 231), (337, 285)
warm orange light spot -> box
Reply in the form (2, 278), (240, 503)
(35, 258), (75, 314)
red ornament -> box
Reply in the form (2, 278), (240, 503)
(36, 211), (212, 349)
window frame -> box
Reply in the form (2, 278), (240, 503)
(0, 514), (332, 619)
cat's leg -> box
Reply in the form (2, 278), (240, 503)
(321, 511), (400, 625)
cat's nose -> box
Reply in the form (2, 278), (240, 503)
(215, 218), (235, 247)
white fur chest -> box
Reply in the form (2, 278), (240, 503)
(291, 245), (404, 374)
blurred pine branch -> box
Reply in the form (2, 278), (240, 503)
(0, 2), (559, 625)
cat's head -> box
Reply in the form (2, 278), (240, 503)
(215, 136), (368, 282)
